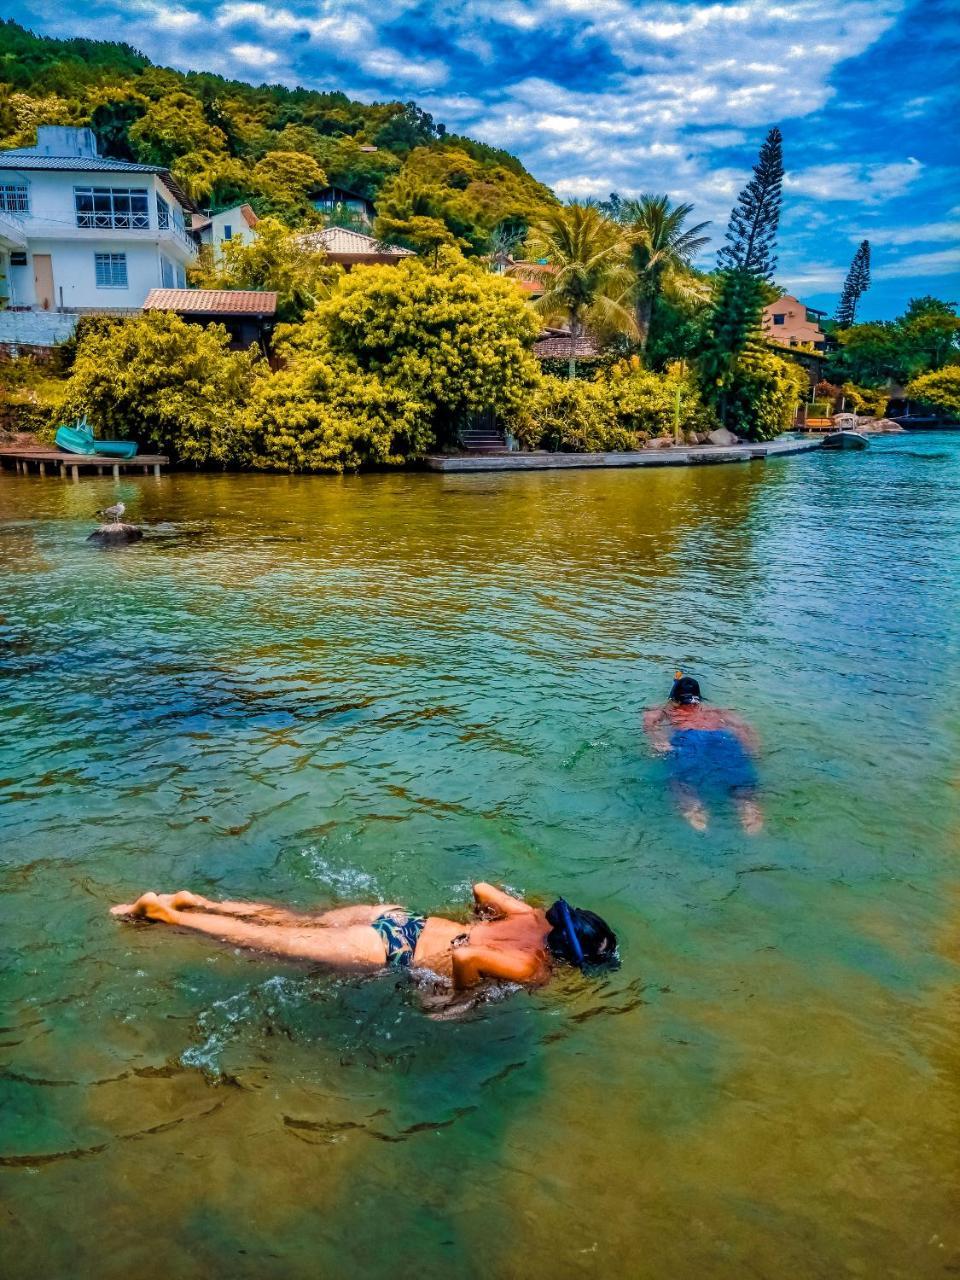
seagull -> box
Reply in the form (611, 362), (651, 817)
(96, 501), (126, 525)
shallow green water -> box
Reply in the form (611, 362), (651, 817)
(1, 437), (959, 1279)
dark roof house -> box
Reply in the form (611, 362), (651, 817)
(143, 288), (276, 350)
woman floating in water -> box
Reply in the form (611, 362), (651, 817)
(111, 883), (617, 991)
(643, 673), (763, 834)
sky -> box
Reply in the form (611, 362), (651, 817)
(9, 0), (960, 319)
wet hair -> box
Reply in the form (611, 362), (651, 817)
(546, 899), (618, 969)
(669, 675), (702, 704)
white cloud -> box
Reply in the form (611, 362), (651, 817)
(228, 42), (279, 67)
(785, 159), (923, 203)
(855, 221), (960, 246)
(874, 247), (960, 279)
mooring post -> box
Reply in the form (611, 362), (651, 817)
(39, 461), (46, 477)
(153, 463), (161, 479)
(113, 463), (120, 480)
(59, 462), (67, 479)
(71, 465), (79, 483)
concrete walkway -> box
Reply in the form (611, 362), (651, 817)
(424, 435), (822, 473)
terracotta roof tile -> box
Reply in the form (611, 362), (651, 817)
(143, 289), (277, 315)
(533, 332), (601, 359)
(297, 226), (413, 257)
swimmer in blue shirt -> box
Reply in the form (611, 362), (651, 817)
(643, 673), (763, 834)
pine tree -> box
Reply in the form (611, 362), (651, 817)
(717, 127), (784, 281)
(835, 240), (871, 327)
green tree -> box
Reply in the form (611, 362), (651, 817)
(251, 150), (325, 220)
(698, 270), (770, 431)
(373, 101), (445, 154)
(904, 366), (960, 417)
(189, 216), (340, 323)
(171, 149), (250, 207)
(620, 194), (710, 352)
(128, 92), (226, 166)
(717, 127), (784, 281)
(290, 250), (541, 441)
(58, 312), (260, 465)
(836, 240), (871, 328)
(373, 176), (471, 258)
(517, 204), (636, 378)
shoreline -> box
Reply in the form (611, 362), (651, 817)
(424, 436), (823, 473)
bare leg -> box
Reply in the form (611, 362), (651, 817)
(113, 894), (388, 968)
(671, 781), (708, 832)
(111, 893), (401, 928)
(736, 795), (764, 835)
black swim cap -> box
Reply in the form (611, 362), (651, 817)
(546, 900), (618, 969)
(669, 675), (702, 704)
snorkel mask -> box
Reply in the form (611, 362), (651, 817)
(669, 669), (702, 705)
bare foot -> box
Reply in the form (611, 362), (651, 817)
(738, 799), (764, 835)
(110, 892), (177, 923)
(680, 802), (709, 832)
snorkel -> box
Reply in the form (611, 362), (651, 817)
(556, 898), (585, 968)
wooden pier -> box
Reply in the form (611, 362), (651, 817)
(424, 435), (823, 473)
(0, 446), (168, 480)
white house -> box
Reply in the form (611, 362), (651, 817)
(0, 126), (197, 341)
(191, 203), (258, 259)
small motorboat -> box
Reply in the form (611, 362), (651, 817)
(55, 418), (138, 460)
(821, 430), (869, 451)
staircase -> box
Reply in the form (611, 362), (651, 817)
(460, 415), (508, 453)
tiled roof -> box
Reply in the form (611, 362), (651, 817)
(533, 331), (601, 359)
(143, 289), (277, 315)
(0, 152), (164, 173)
(0, 149), (197, 211)
(298, 226), (413, 257)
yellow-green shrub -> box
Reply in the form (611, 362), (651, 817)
(57, 312), (261, 466)
(244, 355), (430, 472)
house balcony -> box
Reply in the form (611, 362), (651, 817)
(16, 216), (197, 259)
(0, 211), (28, 251)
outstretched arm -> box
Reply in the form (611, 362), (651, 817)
(452, 945), (545, 989)
(472, 882), (535, 918)
(642, 706), (672, 754)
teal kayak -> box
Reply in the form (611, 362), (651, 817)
(55, 419), (138, 459)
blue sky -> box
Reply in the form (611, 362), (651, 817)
(11, 0), (960, 318)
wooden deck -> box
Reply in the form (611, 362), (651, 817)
(424, 435), (823, 473)
(0, 446), (168, 479)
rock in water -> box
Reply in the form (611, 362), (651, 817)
(708, 427), (740, 447)
(87, 522), (143, 546)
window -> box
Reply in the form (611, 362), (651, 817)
(0, 182), (29, 213)
(75, 187), (149, 230)
(160, 255), (174, 288)
(157, 194), (170, 229)
(222, 224), (232, 240)
(772, 313), (785, 325)
(175, 264), (186, 288)
(95, 252), (128, 289)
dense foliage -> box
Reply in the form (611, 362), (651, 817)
(824, 296), (960, 387)
(904, 367), (960, 417)
(288, 252), (542, 442)
(512, 363), (716, 452)
(55, 313), (261, 465)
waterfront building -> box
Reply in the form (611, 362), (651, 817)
(0, 126), (196, 349)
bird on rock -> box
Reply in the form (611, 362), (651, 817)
(96, 501), (126, 524)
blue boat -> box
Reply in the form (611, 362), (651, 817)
(55, 418), (138, 460)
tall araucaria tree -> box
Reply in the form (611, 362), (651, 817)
(835, 240), (871, 328)
(717, 127), (784, 282)
(514, 204), (636, 378)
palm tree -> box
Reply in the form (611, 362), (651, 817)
(621, 195), (710, 352)
(513, 204), (636, 378)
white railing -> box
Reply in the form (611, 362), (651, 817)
(76, 211), (151, 230)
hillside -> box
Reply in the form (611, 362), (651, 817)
(0, 18), (555, 253)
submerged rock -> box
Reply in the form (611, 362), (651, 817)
(87, 522), (143, 546)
